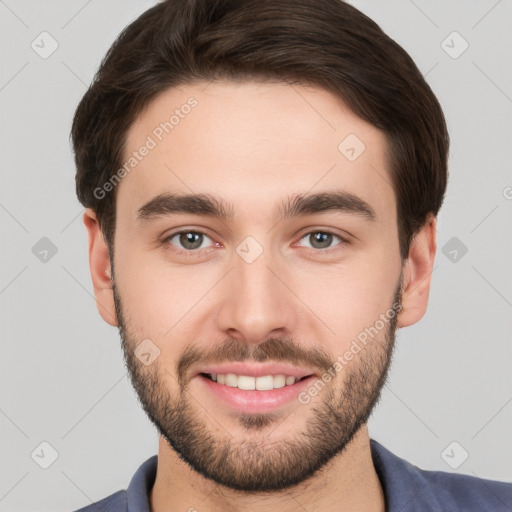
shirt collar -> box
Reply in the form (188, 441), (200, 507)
(126, 453), (157, 512)
(125, 439), (439, 512)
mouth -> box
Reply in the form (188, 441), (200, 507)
(193, 364), (319, 414)
(199, 372), (312, 390)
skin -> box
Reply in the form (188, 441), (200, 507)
(84, 80), (437, 512)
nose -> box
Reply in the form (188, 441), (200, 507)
(215, 244), (297, 345)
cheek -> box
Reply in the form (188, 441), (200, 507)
(115, 222), (401, 354)
(299, 254), (400, 346)
(115, 245), (216, 340)
(304, 279), (395, 348)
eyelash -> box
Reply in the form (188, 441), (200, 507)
(161, 229), (348, 257)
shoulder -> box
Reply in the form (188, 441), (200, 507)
(72, 490), (127, 512)
(70, 454), (157, 512)
(370, 439), (512, 511)
(422, 468), (512, 511)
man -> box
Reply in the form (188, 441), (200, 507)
(71, 0), (512, 510)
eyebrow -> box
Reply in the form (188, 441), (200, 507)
(136, 190), (376, 224)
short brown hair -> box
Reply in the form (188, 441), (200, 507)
(71, 0), (449, 260)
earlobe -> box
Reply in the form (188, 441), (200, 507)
(397, 214), (437, 328)
(83, 208), (118, 326)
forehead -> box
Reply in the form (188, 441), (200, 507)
(118, 80), (395, 226)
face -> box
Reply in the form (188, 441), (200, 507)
(102, 80), (409, 491)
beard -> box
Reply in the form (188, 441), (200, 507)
(113, 274), (402, 493)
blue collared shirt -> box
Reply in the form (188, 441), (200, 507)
(73, 439), (512, 511)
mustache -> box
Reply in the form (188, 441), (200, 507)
(177, 336), (334, 387)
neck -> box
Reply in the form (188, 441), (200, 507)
(149, 425), (386, 512)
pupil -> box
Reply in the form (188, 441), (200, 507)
(312, 232), (331, 249)
(179, 232), (331, 251)
(181, 232), (202, 249)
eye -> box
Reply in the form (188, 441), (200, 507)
(163, 230), (216, 254)
(162, 228), (347, 257)
(296, 230), (346, 252)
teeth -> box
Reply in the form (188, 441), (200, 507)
(207, 373), (303, 390)
(225, 373), (238, 387)
(238, 375), (256, 390)
(264, 375), (283, 390)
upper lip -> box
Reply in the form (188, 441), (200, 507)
(193, 362), (317, 379)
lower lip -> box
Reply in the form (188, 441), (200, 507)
(196, 374), (317, 414)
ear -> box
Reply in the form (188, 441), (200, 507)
(83, 208), (118, 326)
(397, 214), (437, 328)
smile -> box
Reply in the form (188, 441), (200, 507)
(202, 372), (310, 390)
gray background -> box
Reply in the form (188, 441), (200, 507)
(1, 0), (511, 510)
